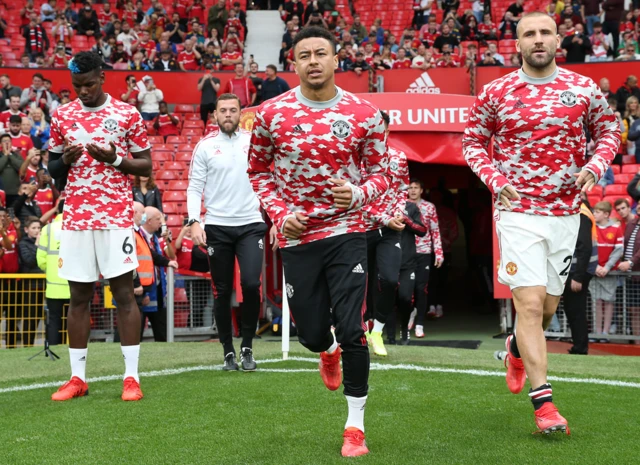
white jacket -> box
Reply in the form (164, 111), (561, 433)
(137, 88), (163, 113)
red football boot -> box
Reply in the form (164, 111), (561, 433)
(319, 346), (342, 391)
(51, 376), (88, 401)
(534, 403), (570, 435)
(121, 377), (144, 401)
(504, 334), (526, 394)
(341, 427), (369, 457)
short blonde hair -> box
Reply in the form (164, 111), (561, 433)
(594, 201), (612, 214)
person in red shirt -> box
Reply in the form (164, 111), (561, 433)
(187, 0), (206, 25)
(420, 22), (440, 48)
(0, 96), (27, 132)
(34, 168), (59, 219)
(122, 0), (137, 26)
(121, 74), (139, 107)
(204, 111), (218, 135)
(222, 63), (257, 108)
(478, 13), (498, 40)
(220, 41), (243, 71)
(47, 41), (69, 68)
(392, 48), (412, 69)
(97, 3), (113, 30)
(178, 39), (201, 71)
(172, 0), (188, 24)
(8, 115), (33, 159)
(153, 101), (180, 140)
(19, 148), (41, 183)
(137, 30), (157, 61)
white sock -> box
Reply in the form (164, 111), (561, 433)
(69, 348), (87, 382)
(372, 320), (385, 333)
(121, 345), (140, 382)
(326, 332), (339, 354)
(345, 395), (367, 432)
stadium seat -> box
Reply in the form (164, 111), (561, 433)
(590, 184), (603, 197)
(144, 121), (156, 135)
(183, 120), (204, 129)
(156, 170), (180, 181)
(181, 129), (203, 141)
(175, 152), (192, 163)
(165, 214), (183, 227)
(174, 104), (195, 113)
(621, 164), (639, 174)
(148, 135), (164, 144)
(605, 184), (628, 196)
(603, 195), (632, 209)
(162, 202), (182, 214)
(168, 180), (189, 191)
(177, 143), (196, 152)
(611, 164), (621, 174)
(156, 180), (171, 190)
(152, 152), (173, 162)
(587, 194), (601, 206)
(163, 190), (187, 203)
(164, 161), (186, 171)
(152, 144), (172, 152)
(166, 136), (189, 146)
(622, 155), (636, 164)
(184, 113), (201, 121)
(615, 173), (635, 185)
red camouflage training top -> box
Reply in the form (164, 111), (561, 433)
(49, 95), (150, 230)
(248, 86), (389, 248)
(462, 67), (620, 216)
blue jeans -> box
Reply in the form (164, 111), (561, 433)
(140, 112), (158, 121)
(586, 15), (601, 35)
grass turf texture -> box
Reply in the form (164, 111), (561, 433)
(0, 342), (638, 465)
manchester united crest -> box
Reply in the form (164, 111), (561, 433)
(559, 91), (577, 107)
(506, 262), (518, 276)
(103, 118), (118, 132)
(331, 120), (351, 139)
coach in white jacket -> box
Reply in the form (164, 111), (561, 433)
(137, 76), (163, 120)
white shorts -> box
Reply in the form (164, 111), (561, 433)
(495, 210), (580, 296)
(59, 229), (139, 282)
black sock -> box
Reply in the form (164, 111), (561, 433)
(223, 344), (235, 357)
(510, 334), (521, 358)
(529, 383), (553, 410)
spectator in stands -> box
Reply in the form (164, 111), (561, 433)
(29, 108), (50, 151)
(0, 77), (19, 114)
(119, 76), (139, 110)
(23, 13), (50, 62)
(133, 174), (163, 211)
(413, 0), (434, 29)
(615, 75), (640, 113)
(478, 13), (498, 41)
(110, 41), (130, 65)
(17, 217), (43, 347)
(20, 147), (41, 183)
(127, 51), (148, 71)
(506, 0), (525, 22)
(283, 0), (304, 23)
(208, 0), (228, 40)
(509, 53), (521, 66)
(117, 21), (139, 55)
(153, 49), (179, 71)
(582, 0), (601, 35)
(12, 183), (42, 227)
(623, 96), (639, 156)
(201, 43), (222, 70)
(435, 44), (460, 67)
(392, 47), (412, 68)
(137, 30), (157, 61)
(247, 61), (263, 103)
(157, 36), (178, 56)
(20, 119), (38, 152)
(41, 0), (58, 23)
(221, 41), (243, 70)
(178, 38), (202, 71)
(8, 115), (34, 159)
(61, 0), (78, 28)
(483, 43), (504, 63)
(46, 41), (69, 68)
(92, 35), (113, 61)
(188, 0), (207, 26)
(433, 24), (459, 53)
(0, 95), (26, 132)
(166, 12), (187, 45)
(589, 22), (612, 62)
(560, 4), (583, 27)
(51, 15), (73, 46)
(499, 11), (518, 39)
(223, 63), (256, 108)
(198, 68), (221, 123)
(562, 23), (591, 63)
(627, 116), (640, 163)
(602, 0), (624, 57)
(590, 201), (624, 340)
(350, 14), (367, 43)
(0, 134), (24, 207)
(187, 20), (206, 46)
(77, 5), (101, 38)
(616, 42), (640, 61)
(138, 76), (163, 120)
(337, 47), (353, 71)
(599, 78), (612, 99)
(153, 101), (180, 140)
(615, 199), (636, 227)
(411, 44), (434, 69)
(348, 52), (370, 75)
(461, 16), (479, 41)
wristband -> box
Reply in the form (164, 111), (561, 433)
(109, 155), (124, 167)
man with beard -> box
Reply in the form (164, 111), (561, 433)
(187, 93), (266, 372)
(462, 12), (620, 435)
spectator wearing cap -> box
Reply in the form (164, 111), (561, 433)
(222, 63), (256, 108)
(153, 49), (179, 71)
(0, 133), (24, 206)
(260, 64), (290, 104)
(8, 115), (34, 159)
(23, 12), (50, 61)
(138, 76), (164, 120)
(77, 4), (100, 38)
(110, 40), (130, 65)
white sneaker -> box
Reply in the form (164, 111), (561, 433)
(435, 305), (443, 319)
(427, 306), (436, 318)
(408, 308), (417, 330)
(415, 325), (425, 338)
(609, 324), (617, 335)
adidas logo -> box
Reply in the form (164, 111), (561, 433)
(514, 99), (527, 109)
(123, 257), (133, 264)
(406, 72), (441, 94)
(258, 239), (263, 249)
(79, 356), (86, 361)
(71, 122), (78, 129)
(352, 264), (365, 274)
(293, 124), (306, 133)
(395, 242), (401, 249)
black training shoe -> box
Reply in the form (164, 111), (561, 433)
(240, 347), (257, 372)
(223, 352), (239, 371)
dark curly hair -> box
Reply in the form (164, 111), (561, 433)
(69, 51), (103, 74)
(292, 26), (337, 56)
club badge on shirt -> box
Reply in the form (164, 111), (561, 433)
(331, 120), (351, 139)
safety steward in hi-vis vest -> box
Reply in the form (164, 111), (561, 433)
(134, 226), (158, 312)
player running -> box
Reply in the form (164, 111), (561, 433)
(187, 93), (266, 372)
(462, 12), (620, 434)
(48, 51), (152, 402)
(362, 110), (408, 356)
(248, 26), (388, 457)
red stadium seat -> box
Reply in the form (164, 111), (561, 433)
(168, 180), (189, 191)
(148, 135), (164, 144)
(166, 136), (189, 146)
(156, 170), (179, 181)
(621, 164), (639, 174)
(605, 184), (628, 196)
(156, 180), (171, 190)
(184, 113), (201, 121)
(590, 184), (603, 197)
(164, 161), (186, 171)
(611, 164), (621, 174)
(165, 214), (183, 227)
(587, 194), (601, 206)
(603, 195), (633, 209)
(177, 144), (196, 152)
(183, 120), (204, 129)
(622, 155), (636, 164)
(144, 120), (156, 135)
(175, 152), (192, 163)
(162, 202), (182, 214)
(181, 128), (203, 141)
(614, 173), (635, 184)
(152, 152), (173, 162)
(174, 104), (195, 113)
(152, 144), (172, 152)
(163, 190), (187, 203)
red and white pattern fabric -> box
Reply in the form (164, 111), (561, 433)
(413, 199), (443, 260)
(49, 95), (150, 231)
(248, 87), (389, 248)
(362, 146), (409, 229)
(462, 67), (620, 217)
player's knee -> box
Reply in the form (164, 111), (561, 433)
(378, 275), (399, 293)
(240, 278), (260, 295)
(111, 287), (136, 307)
(517, 301), (544, 320)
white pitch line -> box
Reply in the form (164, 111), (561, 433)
(1, 356), (639, 394)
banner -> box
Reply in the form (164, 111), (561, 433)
(377, 68), (471, 95)
(360, 93), (475, 132)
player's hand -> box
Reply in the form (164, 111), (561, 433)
(329, 178), (354, 209)
(573, 170), (596, 193)
(142, 295), (150, 306)
(269, 224), (279, 250)
(62, 138), (83, 165)
(570, 279), (582, 292)
(618, 261), (632, 272)
(595, 265), (608, 277)
(283, 212), (308, 240)
(133, 286), (143, 296)
(499, 185), (520, 209)
(387, 217), (405, 231)
(86, 141), (117, 164)
(190, 222), (207, 246)
(167, 260), (178, 269)
(435, 256), (444, 268)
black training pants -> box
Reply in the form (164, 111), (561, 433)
(414, 253), (432, 326)
(365, 227), (402, 324)
(562, 276), (591, 354)
(46, 298), (69, 345)
(280, 233), (369, 398)
(206, 222), (267, 355)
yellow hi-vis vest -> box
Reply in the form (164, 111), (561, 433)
(37, 214), (70, 299)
